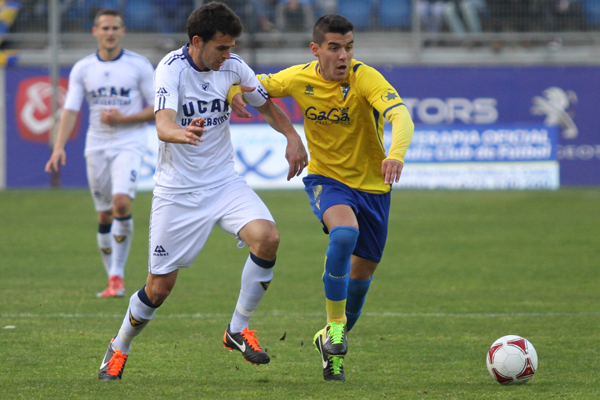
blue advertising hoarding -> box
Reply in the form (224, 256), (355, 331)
(3, 65), (598, 188)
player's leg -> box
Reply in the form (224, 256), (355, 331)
(97, 210), (113, 276)
(106, 193), (133, 295)
(104, 150), (143, 296)
(86, 151), (117, 287)
(319, 204), (359, 356)
(346, 256), (377, 332)
(99, 271), (177, 381)
(217, 179), (277, 365)
(345, 189), (390, 332)
(99, 191), (214, 380)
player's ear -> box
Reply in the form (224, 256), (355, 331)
(310, 42), (319, 57)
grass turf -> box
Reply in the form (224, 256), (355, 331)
(1, 188), (599, 399)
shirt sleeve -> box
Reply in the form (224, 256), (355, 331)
(153, 57), (180, 113)
(62, 61), (86, 112)
(237, 61), (268, 108)
(139, 58), (155, 107)
(356, 64), (414, 163)
(385, 105), (414, 163)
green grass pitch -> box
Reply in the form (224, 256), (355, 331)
(1, 188), (599, 399)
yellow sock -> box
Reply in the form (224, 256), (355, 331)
(326, 299), (347, 325)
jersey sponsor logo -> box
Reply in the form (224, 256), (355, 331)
(304, 84), (314, 95)
(182, 99), (230, 116)
(181, 113), (230, 129)
(15, 76), (81, 143)
(89, 87), (131, 98)
(305, 106), (350, 125)
(380, 88), (399, 103)
(153, 245), (169, 256)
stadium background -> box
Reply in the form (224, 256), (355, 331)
(0, 0), (599, 189)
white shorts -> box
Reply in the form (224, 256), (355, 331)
(86, 149), (143, 212)
(148, 177), (275, 275)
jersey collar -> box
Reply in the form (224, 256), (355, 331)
(183, 44), (210, 72)
(96, 49), (124, 62)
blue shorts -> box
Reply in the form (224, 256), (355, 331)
(303, 175), (390, 263)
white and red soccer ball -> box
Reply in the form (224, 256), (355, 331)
(486, 335), (538, 385)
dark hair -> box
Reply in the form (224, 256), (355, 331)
(187, 1), (243, 43)
(312, 14), (354, 45)
(94, 9), (123, 26)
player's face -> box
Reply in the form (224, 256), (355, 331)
(93, 15), (125, 53)
(193, 32), (236, 71)
(311, 31), (354, 81)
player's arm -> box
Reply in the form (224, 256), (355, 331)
(101, 106), (155, 126)
(45, 109), (78, 173)
(254, 98), (308, 180)
(382, 105), (414, 184)
(155, 109), (206, 146)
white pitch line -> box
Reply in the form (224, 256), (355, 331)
(1, 311), (599, 319)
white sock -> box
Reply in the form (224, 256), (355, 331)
(97, 231), (112, 276)
(229, 254), (274, 333)
(109, 215), (133, 278)
(112, 288), (158, 354)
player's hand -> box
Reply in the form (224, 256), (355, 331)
(45, 148), (66, 173)
(231, 85), (255, 119)
(285, 134), (308, 180)
(382, 158), (404, 185)
(183, 117), (206, 145)
(101, 108), (125, 126)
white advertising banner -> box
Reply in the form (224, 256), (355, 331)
(138, 123), (559, 192)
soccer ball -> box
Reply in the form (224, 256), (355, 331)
(486, 335), (538, 385)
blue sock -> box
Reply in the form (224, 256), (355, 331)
(323, 226), (359, 302)
(346, 276), (373, 331)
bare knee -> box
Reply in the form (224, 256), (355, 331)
(239, 220), (280, 261)
(113, 194), (131, 218)
(145, 272), (177, 305)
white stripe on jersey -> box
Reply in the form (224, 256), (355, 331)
(63, 49), (155, 155)
(153, 45), (268, 192)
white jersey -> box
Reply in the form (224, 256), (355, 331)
(153, 45), (268, 193)
(63, 49), (155, 156)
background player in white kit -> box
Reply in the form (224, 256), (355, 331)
(98, 2), (308, 380)
(45, 9), (155, 298)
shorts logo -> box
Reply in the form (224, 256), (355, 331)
(153, 245), (169, 256)
(260, 280), (271, 291)
(312, 185), (322, 210)
(114, 235), (127, 243)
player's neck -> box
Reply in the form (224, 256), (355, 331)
(97, 47), (122, 62)
(187, 44), (209, 71)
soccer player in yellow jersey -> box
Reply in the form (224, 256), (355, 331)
(230, 14), (414, 381)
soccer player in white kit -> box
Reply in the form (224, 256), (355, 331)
(45, 9), (155, 298)
(98, 2), (308, 380)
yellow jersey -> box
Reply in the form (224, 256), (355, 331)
(257, 59), (412, 194)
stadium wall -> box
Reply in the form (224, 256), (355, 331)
(1, 64), (598, 190)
